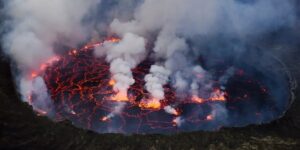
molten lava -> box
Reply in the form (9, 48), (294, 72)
(139, 98), (162, 110)
(26, 38), (290, 134)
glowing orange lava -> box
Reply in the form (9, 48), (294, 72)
(192, 95), (204, 103)
(108, 79), (116, 86)
(139, 98), (161, 110)
(31, 72), (38, 78)
(106, 37), (121, 43)
(101, 116), (109, 122)
(206, 114), (213, 121)
(111, 92), (129, 102)
(28, 36), (273, 134)
(210, 89), (226, 101)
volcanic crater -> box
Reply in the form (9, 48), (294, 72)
(27, 39), (294, 134)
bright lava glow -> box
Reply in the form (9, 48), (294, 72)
(24, 36), (289, 134)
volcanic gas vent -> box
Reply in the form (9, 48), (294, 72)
(27, 39), (292, 134)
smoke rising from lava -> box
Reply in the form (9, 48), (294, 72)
(0, 0), (297, 134)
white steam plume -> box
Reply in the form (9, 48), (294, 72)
(20, 76), (53, 116)
(104, 102), (126, 120)
(3, 0), (101, 70)
(95, 33), (146, 97)
(2, 0), (101, 111)
(144, 65), (171, 100)
(164, 105), (178, 115)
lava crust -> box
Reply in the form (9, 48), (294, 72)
(28, 43), (292, 134)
